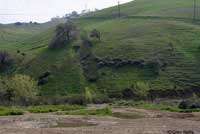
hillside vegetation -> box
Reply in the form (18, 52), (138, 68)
(0, 0), (200, 105)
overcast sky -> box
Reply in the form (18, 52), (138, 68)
(0, 0), (132, 24)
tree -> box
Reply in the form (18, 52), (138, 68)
(49, 22), (76, 49)
(65, 13), (70, 19)
(90, 29), (101, 41)
(51, 16), (60, 22)
(14, 22), (22, 26)
(118, 1), (121, 18)
(63, 22), (76, 41)
(71, 11), (79, 18)
(0, 74), (38, 105)
(81, 10), (87, 14)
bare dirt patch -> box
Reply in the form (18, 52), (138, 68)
(0, 107), (200, 134)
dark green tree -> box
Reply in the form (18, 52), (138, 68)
(49, 22), (76, 49)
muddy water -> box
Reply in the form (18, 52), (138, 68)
(52, 121), (96, 128)
(13, 118), (97, 128)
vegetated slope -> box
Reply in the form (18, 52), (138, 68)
(83, 18), (200, 97)
(20, 47), (86, 96)
(1, 0), (200, 99)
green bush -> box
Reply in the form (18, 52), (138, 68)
(122, 82), (150, 99)
(0, 74), (38, 105)
(133, 81), (149, 99)
(85, 87), (93, 103)
(84, 87), (110, 104)
(178, 97), (200, 110)
(27, 105), (85, 113)
(0, 107), (24, 116)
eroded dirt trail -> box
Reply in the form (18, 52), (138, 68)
(0, 107), (200, 134)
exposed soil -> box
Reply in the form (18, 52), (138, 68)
(0, 106), (200, 134)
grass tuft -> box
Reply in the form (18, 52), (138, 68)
(0, 107), (24, 116)
(27, 105), (85, 113)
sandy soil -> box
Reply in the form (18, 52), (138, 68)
(0, 107), (200, 134)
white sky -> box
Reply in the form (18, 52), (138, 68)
(0, 0), (132, 24)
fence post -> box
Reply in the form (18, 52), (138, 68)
(193, 0), (197, 21)
(118, 1), (121, 18)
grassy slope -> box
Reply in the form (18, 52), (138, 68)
(0, 19), (66, 51)
(1, 0), (200, 97)
(14, 26), (85, 96)
(82, 18), (200, 94)
(21, 47), (85, 96)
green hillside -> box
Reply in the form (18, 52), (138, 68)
(1, 0), (200, 103)
(0, 19), (66, 51)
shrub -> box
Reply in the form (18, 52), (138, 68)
(9, 110), (24, 115)
(179, 101), (188, 109)
(178, 98), (200, 109)
(133, 81), (149, 99)
(122, 82), (149, 99)
(66, 94), (86, 105)
(38, 71), (51, 86)
(82, 38), (93, 48)
(0, 51), (14, 72)
(84, 87), (110, 104)
(90, 29), (101, 41)
(122, 88), (136, 99)
(0, 76), (15, 103)
(0, 74), (38, 105)
(92, 95), (110, 104)
(147, 59), (162, 75)
(85, 87), (93, 103)
(9, 74), (38, 105)
(0, 107), (24, 116)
